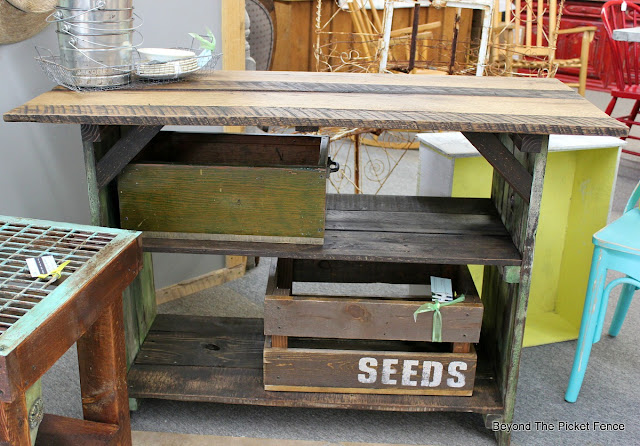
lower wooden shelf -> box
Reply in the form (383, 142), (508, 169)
(127, 314), (504, 414)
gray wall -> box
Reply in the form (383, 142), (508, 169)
(0, 1), (225, 288)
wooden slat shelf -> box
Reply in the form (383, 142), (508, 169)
(142, 195), (522, 266)
(127, 315), (504, 414)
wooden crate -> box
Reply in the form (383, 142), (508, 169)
(118, 132), (330, 245)
(264, 259), (483, 343)
(264, 336), (477, 396)
(263, 258), (481, 395)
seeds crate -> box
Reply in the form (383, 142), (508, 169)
(118, 132), (330, 245)
(263, 258), (483, 396)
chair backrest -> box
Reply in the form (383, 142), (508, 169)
(601, 0), (640, 91)
(246, 0), (274, 71)
(624, 180), (640, 213)
(493, 0), (559, 59)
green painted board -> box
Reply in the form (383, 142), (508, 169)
(118, 164), (327, 240)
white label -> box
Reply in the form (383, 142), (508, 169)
(355, 357), (469, 388)
(447, 361), (467, 388)
(401, 360), (419, 386)
(381, 359), (398, 385)
(421, 361), (443, 387)
(358, 357), (378, 384)
(26, 256), (57, 278)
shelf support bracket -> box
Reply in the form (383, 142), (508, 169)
(95, 125), (163, 189)
(462, 132), (533, 204)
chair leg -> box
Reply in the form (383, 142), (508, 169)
(609, 281), (638, 337)
(605, 96), (618, 116)
(565, 247), (607, 403)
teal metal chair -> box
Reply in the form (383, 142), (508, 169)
(565, 179), (640, 403)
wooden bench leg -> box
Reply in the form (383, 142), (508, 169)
(0, 397), (30, 446)
(77, 300), (132, 446)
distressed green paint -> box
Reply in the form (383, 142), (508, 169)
(118, 164), (326, 238)
(0, 216), (139, 354)
(82, 126), (158, 371)
(481, 134), (548, 444)
(501, 266), (521, 284)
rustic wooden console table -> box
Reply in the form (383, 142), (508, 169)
(4, 71), (626, 445)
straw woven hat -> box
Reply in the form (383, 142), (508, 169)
(0, 0), (57, 45)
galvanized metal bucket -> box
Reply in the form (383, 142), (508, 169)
(49, 0), (138, 87)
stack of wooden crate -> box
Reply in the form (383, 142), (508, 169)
(263, 258), (484, 396)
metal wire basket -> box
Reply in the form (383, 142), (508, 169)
(36, 47), (222, 92)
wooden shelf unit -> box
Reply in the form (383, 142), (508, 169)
(4, 71), (626, 445)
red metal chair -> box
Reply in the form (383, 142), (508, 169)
(602, 0), (640, 155)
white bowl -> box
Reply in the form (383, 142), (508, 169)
(137, 48), (196, 63)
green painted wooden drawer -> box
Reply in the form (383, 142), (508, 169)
(118, 132), (330, 245)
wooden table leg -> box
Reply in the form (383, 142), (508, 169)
(0, 397), (30, 446)
(82, 124), (157, 373)
(77, 300), (132, 446)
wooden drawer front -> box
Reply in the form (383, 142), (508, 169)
(118, 132), (329, 244)
(264, 260), (483, 343)
(264, 337), (477, 396)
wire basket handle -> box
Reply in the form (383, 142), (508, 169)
(47, 1), (107, 23)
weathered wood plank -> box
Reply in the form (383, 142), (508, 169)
(118, 164), (326, 238)
(266, 261), (482, 343)
(35, 415), (120, 446)
(140, 132), (326, 167)
(511, 134), (544, 153)
(95, 125), (163, 188)
(128, 315), (503, 413)
(462, 132), (533, 203)
(0, 397), (30, 446)
(76, 300), (132, 446)
(4, 72), (627, 137)
(264, 338), (477, 396)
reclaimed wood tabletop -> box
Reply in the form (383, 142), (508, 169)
(3, 71), (628, 137)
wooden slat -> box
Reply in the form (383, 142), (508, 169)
(118, 164), (326, 238)
(35, 415), (120, 446)
(266, 261), (483, 343)
(141, 195), (522, 265)
(264, 338), (477, 396)
(95, 125), (163, 188)
(128, 315), (503, 414)
(4, 72), (627, 137)
(462, 133), (533, 203)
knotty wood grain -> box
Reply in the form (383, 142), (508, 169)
(4, 72), (627, 136)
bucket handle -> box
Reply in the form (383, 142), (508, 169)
(64, 28), (143, 50)
(68, 39), (139, 73)
(60, 11), (143, 33)
(47, 1), (107, 23)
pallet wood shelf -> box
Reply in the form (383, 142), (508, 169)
(142, 194), (522, 266)
(127, 315), (503, 414)
(4, 70), (626, 445)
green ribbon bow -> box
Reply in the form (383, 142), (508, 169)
(413, 295), (465, 342)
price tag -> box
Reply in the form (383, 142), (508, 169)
(26, 256), (58, 278)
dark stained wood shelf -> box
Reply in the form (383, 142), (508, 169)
(142, 194), (522, 266)
(128, 315), (504, 414)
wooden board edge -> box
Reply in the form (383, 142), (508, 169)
(263, 385), (473, 396)
(140, 231), (325, 245)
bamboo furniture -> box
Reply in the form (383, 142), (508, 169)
(0, 216), (142, 446)
(491, 0), (596, 96)
(3, 71), (626, 445)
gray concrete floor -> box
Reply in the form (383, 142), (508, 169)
(41, 90), (640, 446)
